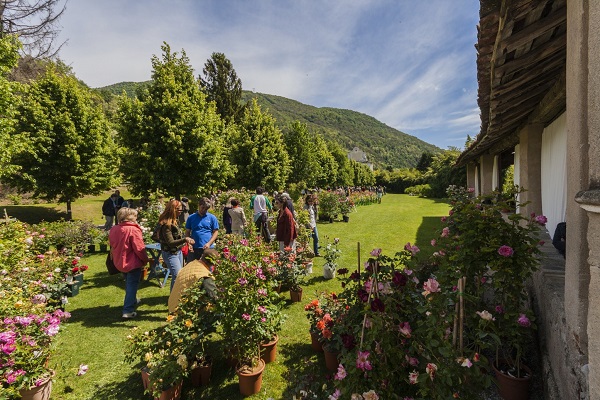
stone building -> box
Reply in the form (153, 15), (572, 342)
(347, 146), (373, 170)
(457, 1), (599, 398)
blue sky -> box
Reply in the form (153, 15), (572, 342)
(56, 0), (480, 150)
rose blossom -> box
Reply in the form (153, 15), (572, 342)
(399, 322), (412, 337)
(334, 364), (347, 380)
(441, 227), (450, 237)
(408, 370), (419, 384)
(426, 363), (437, 380)
(356, 350), (372, 371)
(518, 314), (531, 327)
(77, 364), (89, 375)
(370, 248), (382, 257)
(328, 389), (341, 400)
(363, 390), (379, 400)
(242, 313), (251, 321)
(476, 310), (495, 321)
(535, 215), (548, 225)
(497, 245), (514, 257)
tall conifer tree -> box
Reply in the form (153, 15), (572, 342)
(199, 52), (243, 123)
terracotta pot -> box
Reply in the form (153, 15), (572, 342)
(310, 331), (323, 352)
(191, 361), (212, 387)
(290, 288), (303, 302)
(141, 369), (183, 400)
(492, 360), (532, 400)
(260, 335), (279, 363)
(19, 372), (53, 400)
(323, 348), (340, 371)
(236, 359), (266, 396)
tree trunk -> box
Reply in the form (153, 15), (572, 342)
(66, 199), (72, 220)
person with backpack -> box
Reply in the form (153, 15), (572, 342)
(157, 199), (195, 291)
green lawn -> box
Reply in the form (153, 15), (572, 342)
(48, 193), (449, 399)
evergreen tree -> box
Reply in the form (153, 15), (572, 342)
(313, 134), (338, 188)
(8, 66), (118, 219)
(117, 42), (233, 198)
(426, 147), (466, 197)
(230, 98), (290, 190)
(199, 52), (243, 122)
(0, 35), (22, 180)
(352, 161), (375, 186)
(416, 151), (434, 172)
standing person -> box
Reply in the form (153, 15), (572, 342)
(222, 198), (233, 234)
(274, 194), (297, 252)
(304, 195), (321, 256)
(228, 198), (247, 236)
(179, 197), (190, 226)
(109, 207), (149, 319)
(102, 193), (117, 231)
(253, 187), (272, 243)
(114, 190), (125, 213)
(185, 197), (219, 261)
(158, 199), (195, 291)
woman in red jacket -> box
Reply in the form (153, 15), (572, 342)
(274, 194), (297, 252)
(109, 207), (149, 319)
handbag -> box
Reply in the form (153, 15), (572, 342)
(105, 250), (120, 275)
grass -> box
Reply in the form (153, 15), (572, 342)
(39, 192), (450, 399)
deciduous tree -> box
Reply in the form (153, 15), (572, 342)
(0, 35), (22, 180)
(117, 42), (233, 198)
(0, 0), (67, 58)
(230, 98), (290, 190)
(8, 66), (118, 219)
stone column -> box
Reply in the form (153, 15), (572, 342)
(479, 154), (495, 195)
(518, 124), (543, 217)
(466, 163), (477, 192)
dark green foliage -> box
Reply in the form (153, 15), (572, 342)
(199, 52), (244, 123)
(416, 151), (434, 172)
(0, 35), (22, 180)
(425, 147), (466, 198)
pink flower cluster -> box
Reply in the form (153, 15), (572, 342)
(497, 245), (514, 257)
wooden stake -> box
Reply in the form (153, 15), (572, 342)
(452, 277), (460, 347)
(459, 277), (465, 354)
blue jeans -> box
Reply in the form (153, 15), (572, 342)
(162, 250), (183, 292)
(123, 268), (142, 314)
(312, 226), (320, 255)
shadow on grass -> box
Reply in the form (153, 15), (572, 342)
(2, 205), (68, 224)
(414, 216), (445, 256)
(279, 341), (330, 399)
(70, 369), (143, 400)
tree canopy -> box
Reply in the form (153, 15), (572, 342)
(0, 35), (22, 180)
(117, 42), (234, 199)
(7, 65), (118, 217)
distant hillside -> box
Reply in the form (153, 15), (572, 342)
(96, 82), (440, 169)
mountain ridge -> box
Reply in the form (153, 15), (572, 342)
(96, 82), (440, 168)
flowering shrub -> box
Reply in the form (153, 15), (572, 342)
(323, 237), (341, 278)
(32, 220), (102, 253)
(275, 248), (309, 291)
(214, 236), (285, 368)
(0, 291), (70, 397)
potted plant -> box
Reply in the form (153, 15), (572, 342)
(338, 195), (353, 222)
(316, 191), (339, 222)
(322, 237), (341, 279)
(275, 248), (309, 302)
(214, 236), (281, 395)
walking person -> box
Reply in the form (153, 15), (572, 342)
(274, 194), (297, 252)
(108, 207), (149, 319)
(222, 198), (233, 234)
(179, 197), (190, 225)
(185, 197), (219, 261)
(158, 199), (195, 291)
(304, 195), (321, 256)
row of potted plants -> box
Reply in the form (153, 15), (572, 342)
(302, 186), (544, 399)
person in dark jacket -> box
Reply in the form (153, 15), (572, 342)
(158, 199), (195, 291)
(222, 198), (233, 234)
(102, 194), (117, 231)
(552, 222), (566, 258)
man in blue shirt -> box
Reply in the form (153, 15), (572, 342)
(185, 197), (219, 261)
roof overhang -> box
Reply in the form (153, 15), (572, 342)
(457, 0), (567, 166)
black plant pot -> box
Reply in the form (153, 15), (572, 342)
(99, 244), (108, 252)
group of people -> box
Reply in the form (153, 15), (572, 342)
(107, 187), (320, 319)
(102, 190), (133, 231)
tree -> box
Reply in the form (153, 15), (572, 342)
(284, 121), (319, 186)
(425, 147), (466, 197)
(329, 141), (354, 187)
(230, 98), (290, 190)
(117, 42), (234, 199)
(0, 34), (22, 180)
(416, 151), (434, 172)
(0, 0), (67, 58)
(7, 65), (118, 219)
(199, 52), (243, 122)
(312, 134), (338, 188)
(352, 161), (375, 186)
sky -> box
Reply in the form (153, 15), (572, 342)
(55, 0), (481, 150)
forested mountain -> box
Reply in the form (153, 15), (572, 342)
(96, 82), (440, 169)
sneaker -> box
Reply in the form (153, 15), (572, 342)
(122, 312), (137, 319)
(314, 253), (322, 257)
